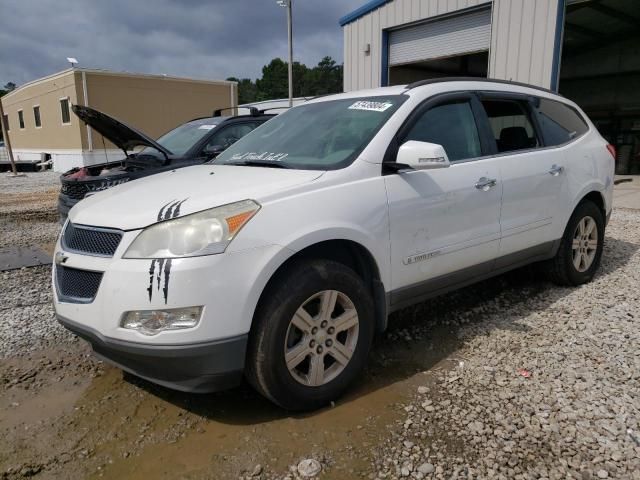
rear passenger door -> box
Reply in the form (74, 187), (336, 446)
(478, 94), (566, 261)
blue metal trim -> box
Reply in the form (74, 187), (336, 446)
(339, 0), (392, 26)
(381, 30), (389, 86)
(550, 0), (566, 92)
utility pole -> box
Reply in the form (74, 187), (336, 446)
(287, 0), (293, 107)
(0, 98), (18, 176)
(277, 0), (294, 107)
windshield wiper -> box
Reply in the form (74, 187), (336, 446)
(225, 160), (292, 169)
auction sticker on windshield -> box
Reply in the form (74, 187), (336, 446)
(348, 100), (394, 112)
(230, 152), (289, 162)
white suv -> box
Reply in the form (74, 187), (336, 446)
(53, 79), (614, 410)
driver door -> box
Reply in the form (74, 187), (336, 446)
(384, 93), (503, 308)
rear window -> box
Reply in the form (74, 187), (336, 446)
(481, 99), (539, 153)
(535, 98), (589, 146)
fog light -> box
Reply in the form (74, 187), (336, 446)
(121, 306), (203, 336)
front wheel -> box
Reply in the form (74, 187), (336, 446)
(547, 200), (605, 286)
(246, 260), (375, 411)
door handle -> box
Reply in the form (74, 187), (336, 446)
(475, 177), (497, 191)
(548, 164), (564, 176)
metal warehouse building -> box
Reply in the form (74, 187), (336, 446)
(341, 0), (640, 174)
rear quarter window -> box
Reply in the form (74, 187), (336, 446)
(536, 98), (589, 146)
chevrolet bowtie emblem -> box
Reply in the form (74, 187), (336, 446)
(55, 251), (69, 265)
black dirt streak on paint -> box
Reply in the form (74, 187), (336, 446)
(156, 259), (165, 291)
(148, 199), (186, 302)
(147, 259), (157, 301)
(163, 201), (180, 221)
(172, 199), (188, 218)
(162, 259), (172, 304)
(157, 200), (176, 222)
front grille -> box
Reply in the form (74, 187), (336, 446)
(61, 182), (88, 200)
(63, 223), (123, 257)
(55, 266), (103, 303)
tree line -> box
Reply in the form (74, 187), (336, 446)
(227, 56), (343, 104)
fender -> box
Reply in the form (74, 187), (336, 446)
(239, 227), (390, 335)
(564, 181), (607, 227)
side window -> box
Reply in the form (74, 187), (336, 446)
(403, 101), (482, 162)
(60, 98), (71, 124)
(536, 98), (588, 146)
(205, 122), (258, 151)
(481, 99), (539, 153)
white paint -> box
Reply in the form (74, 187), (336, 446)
(54, 79), (612, 341)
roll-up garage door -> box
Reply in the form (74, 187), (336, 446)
(389, 8), (492, 66)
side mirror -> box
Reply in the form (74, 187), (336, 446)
(204, 145), (225, 158)
(394, 140), (450, 171)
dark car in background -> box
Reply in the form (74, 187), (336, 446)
(58, 105), (275, 221)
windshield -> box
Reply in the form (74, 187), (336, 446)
(140, 117), (223, 157)
(215, 96), (406, 170)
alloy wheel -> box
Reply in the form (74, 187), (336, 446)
(572, 216), (598, 273)
(284, 290), (359, 387)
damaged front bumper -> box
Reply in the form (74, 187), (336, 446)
(57, 315), (246, 393)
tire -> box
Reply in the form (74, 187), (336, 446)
(547, 200), (605, 286)
(246, 259), (375, 411)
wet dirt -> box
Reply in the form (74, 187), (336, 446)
(0, 189), (58, 223)
(1, 317), (462, 480)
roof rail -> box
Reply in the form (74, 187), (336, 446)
(405, 76), (556, 95)
(213, 106), (260, 117)
(259, 107), (290, 114)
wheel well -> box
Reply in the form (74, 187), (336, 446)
(581, 191), (606, 217)
(258, 240), (388, 333)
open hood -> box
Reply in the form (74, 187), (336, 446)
(72, 105), (173, 157)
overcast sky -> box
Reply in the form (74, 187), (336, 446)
(0, 0), (364, 87)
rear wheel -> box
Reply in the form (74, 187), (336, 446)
(547, 200), (604, 286)
(246, 260), (375, 411)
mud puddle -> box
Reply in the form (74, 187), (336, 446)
(1, 323), (461, 480)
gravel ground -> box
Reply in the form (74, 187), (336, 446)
(0, 266), (72, 358)
(371, 208), (640, 480)
(0, 171), (65, 357)
(1, 169), (639, 479)
(0, 171), (60, 223)
(0, 171), (60, 194)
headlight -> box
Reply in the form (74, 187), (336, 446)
(123, 199), (260, 258)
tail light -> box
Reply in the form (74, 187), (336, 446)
(606, 144), (616, 159)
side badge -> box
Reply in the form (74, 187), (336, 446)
(55, 251), (69, 265)
(403, 250), (440, 266)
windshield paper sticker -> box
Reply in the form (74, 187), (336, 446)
(349, 100), (393, 112)
(230, 152), (289, 162)
(198, 125), (216, 130)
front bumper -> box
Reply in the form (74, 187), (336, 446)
(58, 315), (246, 393)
